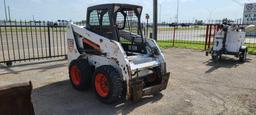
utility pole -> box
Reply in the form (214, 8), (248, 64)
(153, 0), (158, 41)
(4, 0), (8, 21)
(176, 0), (179, 23)
(8, 6), (11, 21)
(207, 9), (214, 23)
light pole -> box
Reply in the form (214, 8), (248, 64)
(146, 14), (150, 38)
(159, 4), (162, 23)
(8, 6), (11, 21)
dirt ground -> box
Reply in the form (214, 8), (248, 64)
(0, 48), (256, 115)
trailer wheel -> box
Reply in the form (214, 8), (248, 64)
(93, 65), (123, 104)
(69, 60), (93, 91)
(239, 49), (247, 62)
(212, 55), (221, 62)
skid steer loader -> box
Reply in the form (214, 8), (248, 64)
(66, 4), (170, 104)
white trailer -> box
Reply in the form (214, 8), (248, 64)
(207, 19), (249, 62)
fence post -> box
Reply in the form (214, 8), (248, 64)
(208, 25), (212, 49)
(172, 26), (176, 46)
(47, 26), (51, 57)
(204, 25), (209, 50)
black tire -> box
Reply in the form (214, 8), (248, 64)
(212, 54), (221, 62)
(93, 65), (123, 104)
(69, 60), (94, 91)
(239, 49), (247, 62)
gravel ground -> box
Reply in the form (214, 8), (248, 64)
(0, 48), (256, 115)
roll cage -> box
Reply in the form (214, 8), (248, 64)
(86, 4), (144, 43)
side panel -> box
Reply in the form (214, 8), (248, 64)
(213, 31), (224, 51)
(226, 31), (245, 52)
(70, 24), (131, 81)
(146, 39), (166, 74)
(87, 55), (120, 72)
(66, 24), (81, 66)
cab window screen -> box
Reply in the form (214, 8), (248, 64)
(102, 12), (110, 26)
(89, 10), (100, 26)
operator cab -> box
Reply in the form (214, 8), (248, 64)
(86, 4), (146, 56)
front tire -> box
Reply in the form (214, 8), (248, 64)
(93, 65), (123, 104)
(239, 49), (247, 62)
(212, 53), (221, 62)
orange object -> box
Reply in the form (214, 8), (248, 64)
(83, 39), (101, 51)
(70, 65), (81, 86)
(95, 73), (109, 97)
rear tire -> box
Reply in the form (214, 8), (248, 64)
(69, 60), (93, 91)
(93, 65), (123, 104)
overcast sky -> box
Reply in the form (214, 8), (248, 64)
(0, 0), (254, 22)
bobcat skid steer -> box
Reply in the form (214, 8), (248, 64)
(66, 4), (170, 104)
(206, 19), (248, 62)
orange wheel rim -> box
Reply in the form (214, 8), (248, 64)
(95, 73), (109, 97)
(70, 65), (81, 86)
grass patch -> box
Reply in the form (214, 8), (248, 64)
(248, 48), (256, 55)
(158, 26), (206, 31)
(157, 40), (204, 50)
(157, 40), (256, 55)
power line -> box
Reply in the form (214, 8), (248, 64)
(231, 0), (243, 6)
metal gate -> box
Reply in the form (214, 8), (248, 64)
(204, 24), (220, 50)
(0, 21), (67, 66)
